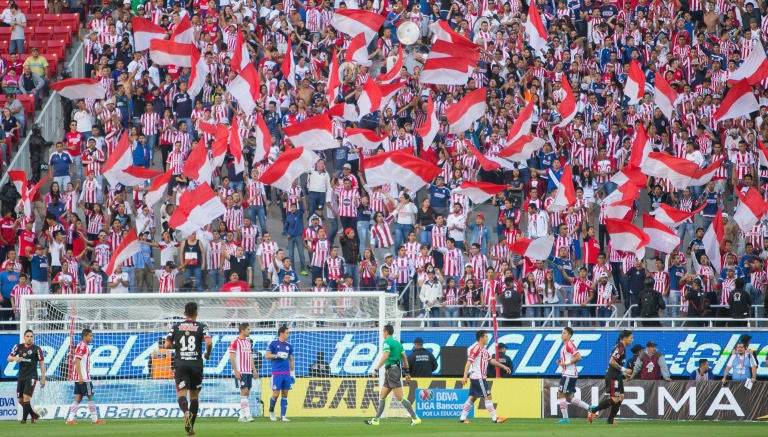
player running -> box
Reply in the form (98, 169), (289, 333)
(65, 328), (106, 425)
(588, 330), (634, 425)
(365, 324), (421, 427)
(459, 329), (510, 424)
(229, 323), (256, 423)
(7, 329), (46, 424)
(555, 327), (591, 424)
(165, 302), (213, 436)
(266, 326), (295, 421)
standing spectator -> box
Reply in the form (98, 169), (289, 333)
(27, 245), (48, 297)
(631, 341), (671, 382)
(306, 161), (331, 214)
(7, 4), (25, 55)
(728, 278), (752, 326)
(446, 203), (467, 251)
(689, 359), (714, 381)
(488, 343), (513, 379)
(418, 268), (442, 326)
(468, 213), (490, 255)
(180, 233), (205, 292)
(407, 338), (437, 377)
(393, 193), (417, 250)
(18, 66), (44, 108)
(623, 259), (647, 317)
(107, 265), (130, 294)
(49, 142), (73, 190)
(638, 277), (666, 326)
(721, 342), (758, 385)
(626, 344), (644, 372)
(133, 233), (154, 293)
(0, 261), (19, 325)
(339, 228), (359, 287)
(283, 204), (307, 276)
(497, 276), (523, 327)
(221, 272), (251, 292)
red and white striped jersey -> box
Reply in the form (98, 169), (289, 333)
(257, 241), (279, 269)
(481, 278), (499, 309)
(404, 242), (421, 261)
(223, 207), (244, 232)
(470, 254), (488, 280)
(54, 272), (76, 294)
(698, 265), (716, 293)
(222, 242), (238, 270)
(311, 239), (330, 268)
(208, 240), (223, 270)
(593, 263), (612, 280)
(443, 287), (460, 306)
(324, 257), (344, 282)
(278, 284), (298, 307)
(371, 216), (395, 248)
(392, 256), (414, 283)
(490, 243), (510, 271)
(652, 271), (669, 294)
(559, 340), (580, 377)
(141, 112), (160, 136)
(336, 188), (360, 217)
(85, 272), (104, 294)
(721, 277), (736, 305)
(10, 284), (32, 313)
(167, 150), (185, 174)
(229, 337), (254, 374)
(240, 225), (259, 252)
(246, 180), (265, 206)
(523, 283), (540, 305)
(81, 179), (100, 203)
(85, 211), (105, 235)
(431, 225), (448, 249)
(467, 342), (491, 379)
(553, 236), (571, 259)
(572, 278), (592, 305)
(74, 341), (92, 382)
(156, 269), (179, 293)
(442, 248), (464, 276)
(310, 286), (328, 314)
(595, 282), (615, 307)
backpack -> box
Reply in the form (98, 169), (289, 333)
(640, 291), (657, 317)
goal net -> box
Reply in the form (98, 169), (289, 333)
(17, 292), (400, 420)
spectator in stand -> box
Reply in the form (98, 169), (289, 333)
(626, 344), (644, 373)
(221, 272), (251, 293)
(283, 203), (306, 276)
(631, 341), (671, 382)
(7, 4), (25, 55)
(721, 342), (758, 385)
(497, 276), (523, 327)
(418, 268), (442, 326)
(638, 277), (666, 327)
(0, 260), (19, 325)
(18, 66), (45, 108)
(689, 359), (714, 382)
(108, 265), (130, 294)
(728, 278), (752, 327)
(48, 142), (73, 190)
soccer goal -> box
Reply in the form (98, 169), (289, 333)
(17, 292), (400, 420)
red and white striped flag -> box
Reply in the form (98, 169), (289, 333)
(105, 228), (141, 276)
(331, 9), (385, 42)
(642, 214), (680, 254)
(357, 78), (382, 118)
(420, 57), (473, 85)
(16, 175), (49, 217)
(363, 148), (441, 193)
(50, 78), (107, 100)
(149, 39), (194, 67)
(548, 165), (576, 212)
(714, 79), (759, 121)
(757, 138), (768, 170)
(688, 158), (725, 187)
(649, 202), (706, 226)
(524, 0), (549, 54)
(211, 124), (229, 167)
(508, 235), (554, 261)
(610, 165), (647, 188)
(378, 80), (405, 106)
(183, 142), (214, 184)
(345, 33), (371, 66)
(102, 133), (162, 186)
(7, 170), (26, 195)
(227, 63), (261, 114)
(447, 87), (486, 133)
(627, 123), (651, 168)
(327, 49), (340, 104)
(170, 14), (194, 44)
(253, 114), (272, 163)
(428, 39), (480, 64)
(654, 72), (678, 121)
(556, 77), (577, 127)
(429, 20), (477, 46)
(132, 16), (166, 52)
(604, 198), (634, 220)
(498, 135), (546, 161)
(143, 169), (173, 208)
(169, 183), (227, 238)
(641, 152), (699, 190)
(284, 114), (336, 150)
(468, 144), (515, 171)
(733, 187), (768, 232)
(727, 42), (768, 86)
(377, 46), (403, 84)
(229, 117), (246, 174)
(624, 60), (645, 104)
(605, 218), (650, 253)
(601, 180), (640, 206)
(702, 209), (724, 271)
(452, 181), (507, 204)
(187, 50), (209, 100)
(231, 31), (252, 73)
(345, 128), (387, 150)
(415, 95), (439, 149)
(507, 99), (534, 144)
(259, 147), (319, 191)
(281, 39), (297, 88)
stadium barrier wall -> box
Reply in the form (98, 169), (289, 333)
(542, 379), (768, 421)
(258, 377), (541, 418)
(2, 330), (766, 380)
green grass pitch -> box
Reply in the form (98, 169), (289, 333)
(11, 417), (768, 437)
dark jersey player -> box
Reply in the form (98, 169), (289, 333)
(588, 330), (634, 425)
(165, 302), (213, 436)
(7, 329), (46, 424)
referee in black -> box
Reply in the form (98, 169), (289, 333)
(7, 329), (46, 423)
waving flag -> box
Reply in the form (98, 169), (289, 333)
(420, 57), (473, 85)
(227, 64), (261, 114)
(259, 147), (319, 191)
(606, 218), (650, 253)
(183, 142), (214, 183)
(727, 42), (768, 86)
(733, 187), (768, 232)
(149, 39), (194, 67)
(345, 33), (371, 66)
(548, 165), (576, 212)
(429, 20), (477, 46)
(524, 0), (549, 54)
(327, 49), (340, 103)
(714, 80), (759, 121)
(378, 81), (405, 106)
(210, 124), (229, 168)
(187, 50), (209, 100)
(688, 158), (725, 187)
(428, 39), (480, 64)
(641, 152), (699, 190)
(508, 235), (554, 261)
(345, 128), (387, 150)
(231, 31), (251, 73)
(498, 135), (546, 161)
(357, 78), (383, 117)
(556, 77), (577, 127)
(452, 181), (507, 204)
(284, 114), (336, 150)
(331, 9), (385, 42)
(624, 60), (646, 105)
(757, 138), (768, 170)
(253, 114), (272, 163)
(132, 17), (166, 52)
(507, 99), (534, 144)
(642, 214), (680, 254)
(229, 117), (246, 174)
(468, 144), (510, 171)
(377, 46), (403, 84)
(611, 165), (647, 188)
(170, 14), (194, 44)
(447, 87), (487, 133)
(654, 72), (678, 121)
(702, 210), (724, 270)
(627, 123), (651, 169)
(601, 180), (640, 206)
(50, 78), (107, 100)
(169, 183), (227, 238)
(363, 148), (441, 193)
(416, 96), (439, 149)
(604, 197), (635, 221)
(281, 39), (297, 88)
(143, 170), (173, 208)
(650, 202), (706, 226)
(103, 133), (162, 186)
(105, 229), (141, 277)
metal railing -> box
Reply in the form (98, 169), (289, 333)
(0, 41), (85, 206)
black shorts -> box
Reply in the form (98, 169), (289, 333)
(603, 376), (624, 397)
(16, 378), (37, 398)
(175, 365), (204, 391)
(383, 366), (402, 389)
(469, 379), (491, 398)
(558, 376), (577, 395)
(236, 374), (253, 390)
(74, 381), (94, 397)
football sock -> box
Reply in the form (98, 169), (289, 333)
(607, 402), (621, 423)
(459, 400), (472, 421)
(401, 399), (417, 420)
(269, 396), (277, 413)
(595, 398), (612, 412)
(573, 399), (591, 410)
(22, 401), (32, 421)
(240, 397), (249, 418)
(177, 397), (188, 413)
(484, 400), (497, 421)
(88, 401), (98, 422)
(190, 400), (199, 427)
(67, 402), (79, 421)
(280, 398), (288, 417)
(374, 398), (385, 419)
(559, 400), (569, 419)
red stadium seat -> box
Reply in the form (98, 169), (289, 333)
(52, 31), (70, 47)
(16, 94), (35, 118)
(26, 13), (43, 26)
(30, 1), (46, 12)
(46, 40), (66, 59)
(0, 27), (10, 38)
(0, 40), (9, 54)
(53, 25), (72, 45)
(27, 40), (46, 52)
(59, 13), (79, 31)
(33, 26), (53, 40)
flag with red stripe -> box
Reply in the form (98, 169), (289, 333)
(102, 133), (162, 186)
(169, 183), (227, 237)
(283, 114), (336, 150)
(714, 79), (759, 121)
(605, 218), (650, 253)
(132, 16), (166, 52)
(452, 181), (507, 204)
(259, 147), (319, 192)
(105, 228), (141, 276)
(446, 87), (486, 133)
(507, 235), (554, 261)
(642, 214), (680, 254)
(363, 148), (441, 192)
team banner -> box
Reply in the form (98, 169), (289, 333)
(2, 330), (767, 379)
(542, 379), (768, 421)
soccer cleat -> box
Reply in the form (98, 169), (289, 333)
(557, 419), (570, 424)
(66, 420), (77, 425)
(238, 417), (249, 423)
(186, 431), (195, 436)
(91, 420), (106, 425)
(30, 412), (40, 423)
(269, 412), (277, 421)
(364, 418), (380, 426)
(587, 407), (597, 424)
(493, 417), (508, 423)
(281, 417), (290, 422)
(458, 419), (470, 423)
(411, 418), (421, 426)
(20, 419), (26, 424)
(184, 411), (193, 434)
(246, 416), (255, 422)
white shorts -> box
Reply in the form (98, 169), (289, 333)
(31, 280), (49, 295)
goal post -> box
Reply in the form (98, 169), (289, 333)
(17, 292), (399, 420)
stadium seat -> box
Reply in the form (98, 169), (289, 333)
(45, 41), (65, 60)
(0, 40), (9, 54)
(30, 1), (46, 12)
(53, 25), (72, 45)
(59, 13), (80, 30)
(33, 26), (53, 40)
(0, 27), (10, 39)
(16, 94), (35, 118)
(26, 13), (43, 26)
(27, 40), (46, 52)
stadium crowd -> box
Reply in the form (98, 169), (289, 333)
(0, 0), (768, 326)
